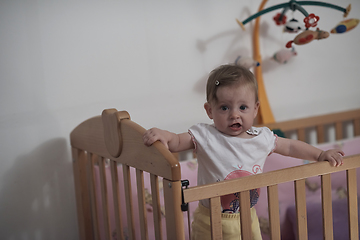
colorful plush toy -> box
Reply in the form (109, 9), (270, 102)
(283, 18), (303, 33)
(235, 56), (260, 69)
(330, 18), (360, 34)
(286, 28), (329, 48)
(273, 47), (297, 64)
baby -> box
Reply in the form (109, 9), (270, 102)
(143, 64), (344, 240)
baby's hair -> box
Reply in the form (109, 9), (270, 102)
(206, 64), (259, 103)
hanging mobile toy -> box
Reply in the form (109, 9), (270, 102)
(286, 28), (329, 48)
(235, 1), (354, 125)
(273, 47), (297, 64)
(285, 14), (329, 48)
(330, 18), (360, 34)
(237, 1), (351, 31)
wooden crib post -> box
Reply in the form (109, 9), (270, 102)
(163, 179), (185, 240)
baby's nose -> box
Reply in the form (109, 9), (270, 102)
(230, 110), (240, 119)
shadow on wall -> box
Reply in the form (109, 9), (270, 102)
(0, 138), (78, 240)
(193, 7), (255, 96)
(193, 46), (254, 96)
(193, 18), (293, 96)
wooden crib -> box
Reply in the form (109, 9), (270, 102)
(71, 108), (360, 240)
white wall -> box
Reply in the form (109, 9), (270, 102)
(0, 0), (359, 239)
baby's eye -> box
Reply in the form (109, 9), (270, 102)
(220, 106), (229, 111)
(240, 105), (247, 110)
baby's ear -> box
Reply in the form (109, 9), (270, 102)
(204, 102), (213, 119)
(253, 101), (260, 118)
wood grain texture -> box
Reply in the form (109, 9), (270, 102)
(209, 197), (223, 240)
(321, 174), (333, 240)
(267, 185), (281, 240)
(347, 169), (359, 240)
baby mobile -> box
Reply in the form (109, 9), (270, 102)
(235, 0), (359, 124)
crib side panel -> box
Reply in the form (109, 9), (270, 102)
(260, 108), (360, 144)
(183, 155), (360, 239)
(71, 110), (186, 240)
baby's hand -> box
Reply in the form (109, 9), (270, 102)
(143, 128), (171, 149)
(318, 149), (345, 167)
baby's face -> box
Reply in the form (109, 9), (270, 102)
(204, 84), (259, 137)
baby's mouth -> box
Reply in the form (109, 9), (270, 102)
(230, 123), (241, 130)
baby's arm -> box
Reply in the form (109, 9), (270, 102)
(274, 137), (344, 167)
(143, 128), (194, 152)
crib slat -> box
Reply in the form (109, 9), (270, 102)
(150, 174), (163, 240)
(209, 196), (222, 240)
(316, 125), (325, 144)
(110, 161), (125, 240)
(163, 179), (185, 240)
(335, 122), (343, 140)
(123, 165), (136, 240)
(354, 119), (360, 136)
(267, 185), (281, 240)
(321, 174), (333, 240)
(347, 169), (359, 240)
(72, 149), (94, 240)
(295, 179), (308, 240)
(88, 153), (101, 240)
(99, 157), (111, 240)
(239, 191), (252, 239)
(297, 128), (306, 142)
(136, 169), (149, 240)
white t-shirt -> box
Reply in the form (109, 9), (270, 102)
(188, 123), (277, 212)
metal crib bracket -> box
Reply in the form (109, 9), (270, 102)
(181, 180), (189, 212)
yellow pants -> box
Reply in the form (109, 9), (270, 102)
(191, 203), (263, 240)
